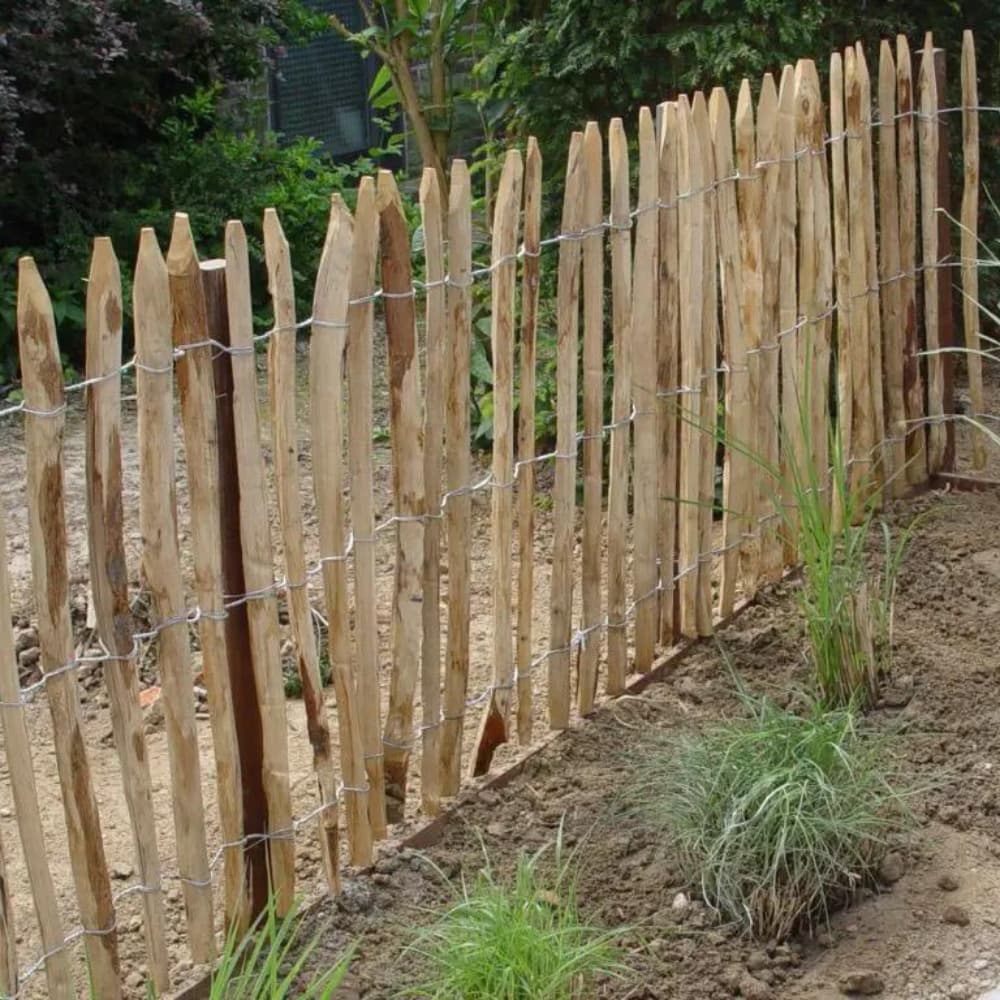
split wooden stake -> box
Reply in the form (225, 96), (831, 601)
(18, 256), (122, 996)
(341, 180), (389, 835)
(549, 134), (584, 728)
(441, 162), (472, 791)
(896, 35), (928, 484)
(134, 229), (215, 949)
(607, 120), (632, 692)
(633, 106), (661, 666)
(309, 200), (373, 862)
(961, 31), (986, 470)
(378, 171), (425, 820)
(472, 149), (524, 770)
(85, 238), (170, 992)
(419, 168), (446, 814)
(579, 121), (604, 713)
(517, 139), (542, 742)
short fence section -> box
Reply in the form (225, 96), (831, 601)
(0, 28), (990, 999)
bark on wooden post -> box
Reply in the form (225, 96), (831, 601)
(472, 149), (523, 773)
(17, 256), (122, 997)
(134, 229), (215, 954)
(378, 171), (425, 821)
(549, 134), (584, 728)
(202, 257), (269, 917)
(85, 237), (170, 991)
(168, 215), (247, 932)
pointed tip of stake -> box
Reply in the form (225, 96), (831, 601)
(167, 213), (198, 272)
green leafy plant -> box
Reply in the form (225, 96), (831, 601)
(631, 690), (914, 940)
(405, 831), (625, 999)
(210, 894), (352, 999)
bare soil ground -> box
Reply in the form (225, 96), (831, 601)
(292, 485), (1000, 1000)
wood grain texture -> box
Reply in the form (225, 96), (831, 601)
(845, 49), (875, 491)
(18, 256), (121, 996)
(419, 168), (445, 812)
(896, 35), (928, 484)
(134, 229), (215, 951)
(709, 86), (749, 618)
(606, 120), (632, 691)
(756, 74), (784, 582)
(878, 42), (908, 496)
(633, 106), (661, 665)
(656, 103), (681, 645)
(263, 209), (344, 884)
(441, 162), (472, 791)
(167, 214), (246, 931)
(341, 180), (389, 834)
(85, 237), (169, 990)
(961, 31), (986, 470)
(579, 122), (604, 712)
(0, 509), (72, 997)
(691, 93), (716, 637)
(857, 44), (886, 493)
(735, 80), (763, 599)
(676, 96), (705, 639)
(472, 149), (523, 771)
(309, 200), (373, 863)
(548, 134), (583, 728)
(918, 33), (945, 473)
(517, 140), (542, 741)
(377, 172), (425, 820)
(777, 66), (800, 562)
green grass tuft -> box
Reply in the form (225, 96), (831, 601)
(404, 832), (625, 999)
(209, 895), (351, 999)
(631, 692), (913, 940)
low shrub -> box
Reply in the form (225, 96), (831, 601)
(406, 833), (624, 999)
(631, 692), (913, 940)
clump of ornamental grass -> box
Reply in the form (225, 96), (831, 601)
(630, 690), (913, 941)
(208, 894), (352, 1000)
(404, 831), (625, 999)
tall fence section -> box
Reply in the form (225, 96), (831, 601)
(0, 28), (993, 999)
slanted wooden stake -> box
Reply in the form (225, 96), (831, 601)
(830, 52), (853, 464)
(691, 93), (716, 637)
(777, 66), (800, 562)
(341, 180), (389, 834)
(735, 81), (764, 598)
(918, 33), (945, 473)
(579, 121), (604, 713)
(607, 120), (632, 691)
(961, 31), (986, 470)
(633, 106), (661, 665)
(878, 42), (908, 496)
(549, 134), (584, 727)
(710, 86), (749, 618)
(756, 74), (783, 582)
(896, 35), (928, 484)
(517, 139), (542, 742)
(472, 149), (524, 772)
(657, 103), (681, 645)
(309, 200), (373, 862)
(0, 814), (13, 994)
(134, 229), (215, 951)
(676, 96), (705, 639)
(85, 238), (169, 991)
(18, 256), (121, 996)
(263, 208), (343, 885)
(167, 214), (246, 932)
(419, 167), (446, 814)
(378, 171), (425, 820)
(441, 162), (472, 791)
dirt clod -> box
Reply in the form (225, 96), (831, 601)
(944, 905), (972, 927)
(838, 970), (885, 995)
(878, 851), (906, 884)
(739, 970), (773, 999)
(939, 873), (961, 891)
